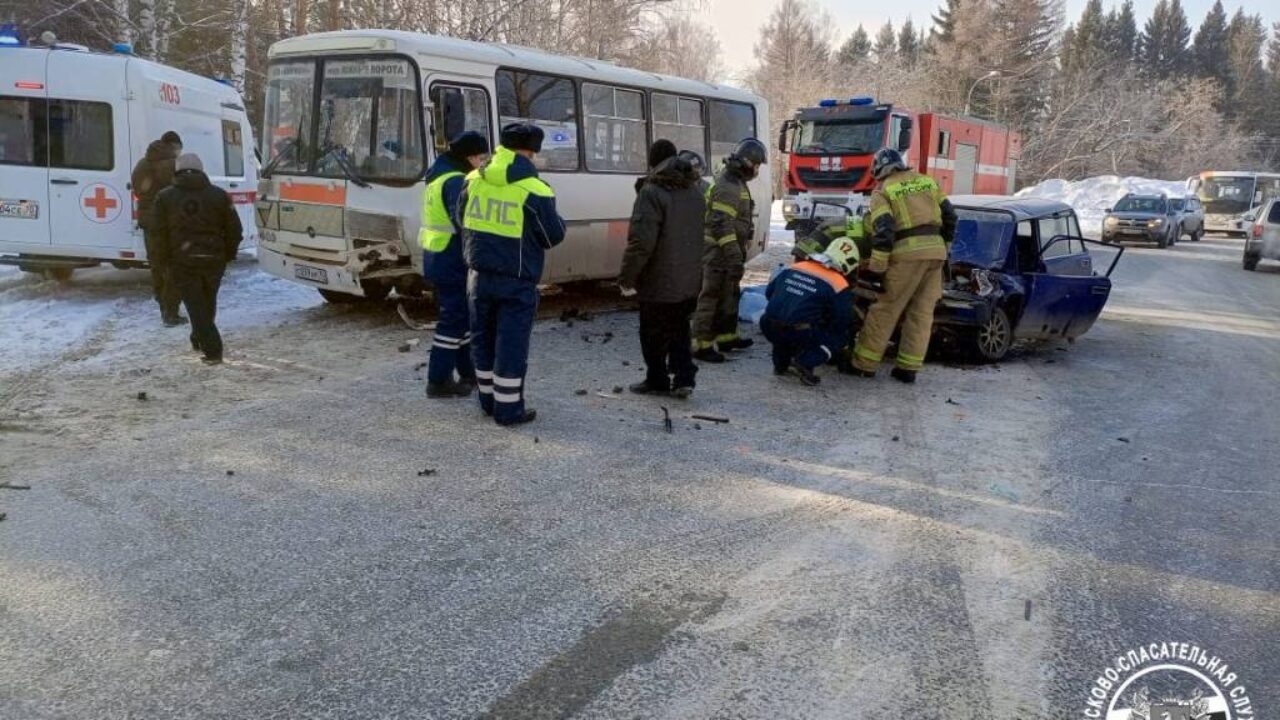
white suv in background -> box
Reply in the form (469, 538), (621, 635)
(1242, 199), (1280, 272)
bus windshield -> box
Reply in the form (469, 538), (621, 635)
(794, 118), (884, 156)
(263, 56), (425, 182)
(1196, 175), (1255, 215)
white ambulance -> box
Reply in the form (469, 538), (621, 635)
(0, 38), (258, 279)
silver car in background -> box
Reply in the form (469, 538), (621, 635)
(1168, 195), (1204, 242)
(1242, 199), (1280, 272)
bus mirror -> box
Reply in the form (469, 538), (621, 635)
(777, 121), (793, 154)
(897, 130), (911, 152)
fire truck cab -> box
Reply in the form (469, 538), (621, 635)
(777, 97), (1020, 226)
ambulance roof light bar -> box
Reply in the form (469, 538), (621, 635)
(0, 24), (21, 46)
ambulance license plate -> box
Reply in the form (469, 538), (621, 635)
(294, 264), (329, 284)
(0, 200), (39, 219)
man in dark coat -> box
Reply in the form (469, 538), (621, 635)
(150, 153), (243, 365)
(618, 139), (706, 398)
(131, 131), (184, 326)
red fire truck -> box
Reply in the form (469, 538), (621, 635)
(777, 97), (1021, 225)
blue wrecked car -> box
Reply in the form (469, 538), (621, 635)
(932, 196), (1124, 361)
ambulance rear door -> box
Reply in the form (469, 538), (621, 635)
(218, 105), (258, 247)
(45, 51), (133, 251)
(0, 50), (50, 248)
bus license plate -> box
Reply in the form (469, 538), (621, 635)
(294, 264), (329, 284)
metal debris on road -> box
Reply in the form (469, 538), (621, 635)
(136, 391), (148, 401)
(945, 398), (959, 405)
(691, 414), (729, 424)
(0, 483), (32, 490)
(574, 389), (588, 396)
(1024, 600), (1032, 621)
(580, 331), (614, 344)
(1117, 437), (1131, 443)
(661, 406), (673, 433)
(225, 470), (235, 477)
(596, 392), (621, 399)
(611, 386), (623, 394)
(417, 468), (437, 477)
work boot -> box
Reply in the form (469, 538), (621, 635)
(791, 361), (820, 386)
(497, 409), (537, 426)
(191, 339), (203, 353)
(718, 337), (754, 351)
(841, 366), (877, 378)
(629, 380), (670, 396)
(427, 379), (473, 398)
(890, 367), (917, 384)
(670, 385), (694, 400)
(693, 346), (726, 363)
(163, 314), (189, 327)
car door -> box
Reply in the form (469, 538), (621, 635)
(1017, 215), (1111, 339)
(45, 52), (133, 251)
(0, 54), (50, 248)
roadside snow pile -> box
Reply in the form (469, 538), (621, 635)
(1016, 176), (1188, 238)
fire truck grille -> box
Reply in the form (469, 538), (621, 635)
(797, 167), (867, 188)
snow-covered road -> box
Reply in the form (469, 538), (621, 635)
(2, 213), (1278, 718)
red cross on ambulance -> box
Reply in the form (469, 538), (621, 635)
(80, 184), (123, 223)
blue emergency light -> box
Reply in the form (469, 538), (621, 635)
(112, 42), (133, 54)
(849, 96), (875, 105)
(818, 99), (839, 107)
(0, 24), (21, 46)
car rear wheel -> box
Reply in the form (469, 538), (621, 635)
(969, 307), (1013, 363)
(1243, 252), (1259, 271)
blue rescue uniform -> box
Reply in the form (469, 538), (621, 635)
(421, 154), (475, 385)
(760, 260), (854, 373)
(460, 146), (566, 423)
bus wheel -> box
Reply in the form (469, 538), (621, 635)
(318, 289), (361, 304)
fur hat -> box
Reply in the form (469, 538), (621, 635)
(647, 139), (677, 169)
(161, 130), (183, 147)
(449, 131), (490, 158)
(500, 123), (545, 153)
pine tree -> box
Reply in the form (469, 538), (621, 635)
(1138, 0), (1190, 78)
(1225, 10), (1267, 127)
(837, 25), (873, 66)
(1102, 0), (1138, 65)
(1066, 0), (1105, 73)
(1192, 0), (1231, 98)
(931, 0), (962, 44)
(873, 21), (897, 64)
(898, 18), (922, 66)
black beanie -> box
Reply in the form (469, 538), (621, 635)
(648, 139), (677, 169)
(500, 123), (545, 153)
(448, 130), (490, 158)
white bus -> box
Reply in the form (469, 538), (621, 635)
(1188, 171), (1280, 236)
(254, 30), (770, 302)
(0, 39), (258, 279)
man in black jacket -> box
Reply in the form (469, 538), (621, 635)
(150, 154), (243, 365)
(131, 130), (184, 325)
(618, 140), (706, 398)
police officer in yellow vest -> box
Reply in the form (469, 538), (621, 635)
(420, 131), (491, 398)
(850, 148), (957, 383)
(461, 123), (566, 426)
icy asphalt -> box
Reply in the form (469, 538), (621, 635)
(1, 229), (1278, 718)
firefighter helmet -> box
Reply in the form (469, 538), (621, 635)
(871, 147), (908, 180)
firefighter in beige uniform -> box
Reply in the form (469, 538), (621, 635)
(850, 148), (957, 383)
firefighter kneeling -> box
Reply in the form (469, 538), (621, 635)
(850, 148), (957, 384)
(760, 240), (859, 386)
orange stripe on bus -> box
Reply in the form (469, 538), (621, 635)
(279, 183), (347, 205)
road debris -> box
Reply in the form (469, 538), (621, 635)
(417, 468), (437, 477)
(661, 406), (673, 433)
(892, 435), (900, 442)
(225, 470), (235, 477)
(136, 391), (148, 401)
(611, 385), (623, 394)
(691, 414), (729, 424)
(945, 398), (959, 405)
(1024, 600), (1032, 621)
(1116, 437), (1131, 443)
(397, 338), (421, 353)
(0, 482), (32, 490)
(596, 392), (621, 399)
(0, 512), (6, 522)
(580, 331), (614, 344)
(574, 389), (588, 396)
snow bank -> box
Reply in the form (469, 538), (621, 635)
(1016, 175), (1188, 238)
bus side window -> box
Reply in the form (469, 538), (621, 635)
(496, 69), (579, 171)
(430, 84), (492, 155)
(708, 100), (755, 171)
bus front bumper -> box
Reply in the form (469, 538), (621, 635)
(257, 243), (366, 296)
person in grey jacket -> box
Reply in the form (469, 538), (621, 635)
(618, 140), (706, 398)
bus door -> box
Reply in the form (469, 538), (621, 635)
(0, 52), (49, 247)
(45, 52), (133, 250)
(424, 78), (494, 164)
